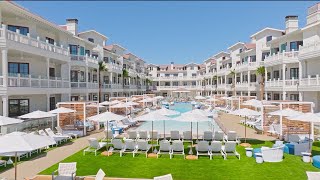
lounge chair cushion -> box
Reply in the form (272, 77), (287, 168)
(313, 156), (320, 169)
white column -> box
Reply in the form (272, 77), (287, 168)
(2, 49), (8, 88)
(47, 94), (50, 111)
(265, 68), (268, 100)
(282, 64), (286, 100)
(247, 71), (250, 95)
(240, 72), (243, 83)
(46, 58), (50, 87)
(2, 96), (8, 117)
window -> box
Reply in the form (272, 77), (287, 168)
(290, 42), (298, 51)
(8, 63), (29, 76)
(274, 71), (280, 79)
(273, 93), (280, 100)
(46, 37), (55, 45)
(9, 99), (29, 117)
(92, 54), (98, 58)
(71, 96), (79, 101)
(280, 43), (287, 52)
(88, 72), (91, 82)
(228, 78), (232, 84)
(172, 82), (179, 86)
(49, 68), (55, 78)
(290, 68), (299, 79)
(192, 73), (197, 77)
(8, 25), (29, 36)
(266, 36), (272, 42)
(80, 71), (85, 82)
(290, 94), (299, 101)
(49, 97), (55, 111)
(250, 55), (256, 62)
(165, 74), (170, 77)
(88, 38), (94, 43)
(183, 82), (187, 86)
(165, 82), (170, 86)
(69, 45), (78, 55)
(239, 48), (243, 53)
(103, 57), (109, 63)
(104, 76), (109, 84)
(85, 50), (90, 56)
(93, 74), (97, 83)
(250, 74), (256, 82)
(173, 74), (178, 77)
(79, 46), (85, 56)
(71, 70), (78, 82)
(262, 52), (270, 61)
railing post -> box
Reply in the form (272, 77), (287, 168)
(317, 75), (319, 86)
(17, 73), (21, 87)
(38, 75), (41, 87)
(308, 75), (311, 85)
(27, 33), (31, 45)
(55, 77), (58, 88)
(36, 36), (40, 47)
(29, 74), (32, 87)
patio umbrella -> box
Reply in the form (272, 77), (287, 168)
(0, 132), (56, 180)
(138, 98), (154, 103)
(152, 108), (180, 139)
(100, 100), (121, 106)
(154, 96), (164, 100)
(194, 96), (206, 100)
(0, 116), (23, 126)
(124, 101), (140, 106)
(288, 113), (320, 152)
(230, 108), (260, 146)
(135, 112), (172, 152)
(242, 99), (263, 108)
(18, 110), (56, 130)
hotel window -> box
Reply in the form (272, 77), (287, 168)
(266, 36), (272, 42)
(165, 74), (170, 77)
(290, 42), (298, 51)
(236, 76), (240, 83)
(290, 94), (299, 101)
(49, 97), (55, 111)
(103, 57), (109, 63)
(262, 52), (270, 61)
(79, 71), (85, 82)
(280, 43), (287, 52)
(69, 45), (78, 55)
(172, 82), (179, 86)
(46, 37), (55, 45)
(250, 55), (256, 62)
(192, 73), (197, 77)
(49, 68), (55, 78)
(274, 71), (280, 79)
(173, 74), (178, 77)
(8, 25), (29, 36)
(228, 78), (232, 84)
(88, 38), (94, 43)
(274, 93), (280, 100)
(239, 48), (243, 53)
(93, 74), (97, 83)
(79, 46), (85, 56)
(92, 95), (98, 101)
(88, 72), (91, 82)
(71, 96), (79, 101)
(71, 70), (78, 82)
(85, 50), (90, 56)
(8, 63), (29, 76)
(183, 82), (187, 86)
(250, 74), (256, 82)
(92, 54), (99, 58)
(267, 72), (271, 80)
(104, 76), (109, 84)
(165, 82), (170, 86)
(290, 68), (299, 79)
(9, 99), (29, 117)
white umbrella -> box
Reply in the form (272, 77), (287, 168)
(194, 96), (206, 100)
(100, 100), (121, 106)
(152, 108), (180, 138)
(0, 116), (23, 126)
(139, 98), (154, 103)
(205, 98), (219, 102)
(230, 108), (260, 143)
(49, 107), (76, 114)
(0, 132), (56, 180)
(124, 101), (140, 106)
(243, 99), (263, 108)
(154, 96), (164, 100)
(110, 103), (132, 108)
(221, 97), (231, 100)
(18, 110), (56, 130)
(288, 113), (320, 151)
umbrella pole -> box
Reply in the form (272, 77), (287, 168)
(14, 152), (17, 180)
(197, 122), (199, 142)
(151, 121), (154, 152)
(164, 120), (165, 140)
(245, 116), (247, 143)
(107, 120), (109, 149)
(309, 121), (311, 153)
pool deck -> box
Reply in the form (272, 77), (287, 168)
(217, 112), (276, 141)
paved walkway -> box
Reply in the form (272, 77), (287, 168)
(216, 112), (275, 141)
(0, 131), (105, 180)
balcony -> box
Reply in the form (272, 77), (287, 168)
(153, 76), (200, 81)
(235, 82), (257, 91)
(264, 51), (299, 67)
(217, 67), (231, 76)
(2, 74), (69, 88)
(299, 41), (320, 60)
(107, 63), (123, 73)
(156, 85), (202, 91)
(70, 82), (98, 89)
(299, 75), (320, 91)
(0, 24), (69, 60)
(70, 55), (99, 68)
(265, 78), (299, 91)
(234, 62), (260, 72)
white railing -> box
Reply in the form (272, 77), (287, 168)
(3, 74), (69, 88)
(299, 41), (320, 55)
(265, 78), (298, 87)
(235, 62), (259, 70)
(300, 75), (320, 86)
(107, 63), (123, 72)
(264, 50), (299, 64)
(0, 24), (69, 56)
(70, 55), (99, 65)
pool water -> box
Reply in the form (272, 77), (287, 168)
(135, 102), (222, 135)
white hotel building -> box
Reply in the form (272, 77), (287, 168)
(0, 2), (148, 117)
(148, 3), (320, 112)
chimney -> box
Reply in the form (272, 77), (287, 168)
(307, 3), (320, 25)
(66, 18), (78, 35)
(171, 62), (174, 70)
(285, 16), (298, 34)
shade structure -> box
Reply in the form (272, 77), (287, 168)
(18, 110), (56, 119)
(194, 96), (206, 100)
(0, 132), (56, 180)
(288, 113), (320, 151)
(221, 97), (231, 100)
(242, 99), (263, 108)
(110, 103), (132, 108)
(100, 100), (121, 106)
(124, 101), (140, 106)
(0, 116), (23, 126)
(49, 107), (76, 114)
(230, 108), (260, 143)
(88, 112), (126, 122)
(154, 96), (164, 100)
(205, 98), (219, 102)
(139, 98), (154, 103)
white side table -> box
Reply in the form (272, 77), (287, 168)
(302, 152), (312, 163)
(245, 148), (253, 157)
(255, 153), (263, 163)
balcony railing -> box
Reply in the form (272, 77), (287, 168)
(0, 24), (69, 57)
(265, 78), (298, 87)
(264, 51), (299, 66)
(71, 82), (98, 89)
(300, 75), (320, 86)
(70, 55), (99, 65)
(0, 73), (69, 88)
(299, 41), (320, 55)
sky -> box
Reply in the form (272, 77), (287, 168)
(18, 1), (316, 65)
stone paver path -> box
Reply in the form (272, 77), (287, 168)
(0, 131), (104, 180)
(216, 112), (275, 141)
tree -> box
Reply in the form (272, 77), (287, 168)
(256, 66), (266, 100)
(98, 61), (107, 102)
(229, 69), (236, 96)
(122, 69), (129, 88)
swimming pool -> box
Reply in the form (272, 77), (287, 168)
(135, 102), (222, 135)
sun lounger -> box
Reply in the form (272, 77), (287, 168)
(222, 141), (240, 160)
(224, 131), (240, 144)
(306, 171), (320, 180)
(203, 131), (213, 141)
(170, 130), (181, 141)
(136, 139), (151, 158)
(170, 140), (185, 159)
(45, 128), (70, 142)
(138, 130), (149, 140)
(182, 131), (192, 144)
(38, 130), (59, 145)
(154, 174), (173, 180)
(120, 139), (137, 157)
(213, 131), (224, 141)
(196, 141), (212, 160)
(52, 162), (77, 180)
(101, 130), (113, 142)
(127, 131), (138, 140)
(211, 141), (225, 159)
(150, 131), (160, 144)
(83, 138), (107, 156)
(108, 139), (124, 155)
(55, 126), (77, 139)
(157, 140), (172, 158)
(83, 169), (106, 180)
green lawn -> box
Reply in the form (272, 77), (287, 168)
(40, 140), (320, 180)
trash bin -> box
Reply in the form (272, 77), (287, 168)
(245, 148), (253, 157)
(255, 153), (263, 163)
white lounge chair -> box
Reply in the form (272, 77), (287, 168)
(306, 171), (320, 180)
(138, 131), (149, 140)
(196, 141), (212, 160)
(157, 140), (172, 158)
(108, 139), (124, 155)
(136, 139), (151, 158)
(170, 131), (181, 141)
(222, 141), (240, 160)
(45, 128), (69, 143)
(170, 140), (185, 159)
(127, 131), (138, 140)
(182, 131), (192, 144)
(38, 130), (59, 145)
(213, 131), (224, 141)
(260, 146), (283, 162)
(86, 169), (106, 180)
(83, 138), (107, 156)
(150, 131), (160, 144)
(52, 162), (77, 180)
(203, 131), (213, 141)
(154, 174), (173, 180)
(224, 131), (240, 144)
(55, 126), (77, 139)
(211, 141), (225, 159)
(120, 139), (137, 157)
(101, 130), (113, 142)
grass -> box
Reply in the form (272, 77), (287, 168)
(39, 140), (320, 180)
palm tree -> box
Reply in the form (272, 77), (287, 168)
(256, 66), (266, 100)
(212, 75), (218, 94)
(122, 69), (129, 88)
(229, 69), (236, 96)
(98, 61), (108, 102)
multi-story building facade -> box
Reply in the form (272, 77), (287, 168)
(0, 1), (148, 117)
(148, 3), (320, 112)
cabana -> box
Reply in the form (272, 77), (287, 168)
(56, 101), (99, 136)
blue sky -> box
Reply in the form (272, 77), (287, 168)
(18, 1), (315, 64)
